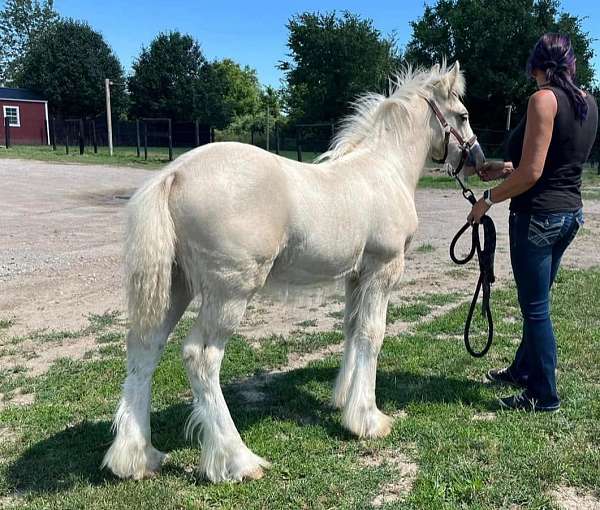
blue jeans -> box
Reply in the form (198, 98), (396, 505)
(508, 208), (584, 406)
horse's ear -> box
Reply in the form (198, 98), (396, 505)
(432, 63), (440, 74)
(446, 61), (465, 96)
(448, 61), (460, 89)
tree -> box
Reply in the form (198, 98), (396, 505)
(0, 0), (59, 85)
(198, 59), (263, 128)
(128, 32), (266, 127)
(590, 86), (600, 170)
(405, 0), (595, 135)
(280, 11), (401, 123)
(16, 18), (126, 117)
(128, 31), (205, 121)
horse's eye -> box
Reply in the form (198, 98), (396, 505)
(460, 113), (469, 121)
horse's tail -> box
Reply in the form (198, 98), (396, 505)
(125, 170), (178, 336)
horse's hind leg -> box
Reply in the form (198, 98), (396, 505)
(332, 274), (360, 409)
(182, 290), (269, 483)
(102, 272), (191, 479)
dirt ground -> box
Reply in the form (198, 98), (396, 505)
(1, 157), (599, 373)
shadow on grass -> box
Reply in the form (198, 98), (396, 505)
(6, 366), (490, 496)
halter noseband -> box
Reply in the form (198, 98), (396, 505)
(425, 97), (478, 176)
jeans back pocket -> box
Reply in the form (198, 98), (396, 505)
(527, 214), (565, 247)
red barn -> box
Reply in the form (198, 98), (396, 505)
(0, 87), (49, 145)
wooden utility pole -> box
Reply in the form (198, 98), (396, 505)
(105, 79), (114, 156)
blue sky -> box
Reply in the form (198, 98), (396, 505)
(40, 1), (600, 87)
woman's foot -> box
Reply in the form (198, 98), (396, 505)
(498, 391), (560, 412)
(485, 367), (527, 388)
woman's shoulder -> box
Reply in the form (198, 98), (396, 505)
(530, 88), (558, 103)
(527, 89), (558, 116)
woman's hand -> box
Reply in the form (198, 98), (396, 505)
(467, 198), (491, 224)
(479, 161), (513, 181)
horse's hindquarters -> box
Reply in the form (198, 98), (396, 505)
(167, 146), (290, 296)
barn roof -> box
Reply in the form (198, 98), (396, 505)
(0, 87), (46, 101)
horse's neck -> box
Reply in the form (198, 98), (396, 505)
(360, 112), (432, 193)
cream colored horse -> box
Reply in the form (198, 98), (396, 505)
(102, 62), (484, 483)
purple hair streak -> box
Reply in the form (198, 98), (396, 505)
(527, 33), (588, 121)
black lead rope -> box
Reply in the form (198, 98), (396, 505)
(449, 175), (497, 358)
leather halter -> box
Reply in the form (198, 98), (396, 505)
(425, 97), (478, 176)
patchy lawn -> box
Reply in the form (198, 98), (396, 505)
(0, 268), (599, 509)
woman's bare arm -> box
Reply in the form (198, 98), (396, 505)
(479, 160), (513, 181)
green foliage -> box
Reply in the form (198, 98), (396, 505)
(280, 11), (401, 123)
(15, 18), (126, 117)
(128, 31), (205, 122)
(0, 0), (58, 85)
(128, 33), (266, 127)
(198, 59), (264, 128)
(405, 0), (596, 130)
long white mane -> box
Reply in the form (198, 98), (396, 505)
(316, 62), (465, 162)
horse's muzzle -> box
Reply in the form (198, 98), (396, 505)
(464, 141), (486, 176)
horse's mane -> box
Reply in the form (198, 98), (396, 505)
(316, 62), (465, 163)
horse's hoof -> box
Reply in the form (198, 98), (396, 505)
(366, 413), (393, 438)
(131, 451), (168, 480)
(344, 408), (394, 439)
(201, 446), (270, 483)
(242, 465), (265, 481)
(103, 441), (168, 480)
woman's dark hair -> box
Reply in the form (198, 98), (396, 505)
(526, 33), (588, 121)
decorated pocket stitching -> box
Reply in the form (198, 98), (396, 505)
(527, 215), (565, 246)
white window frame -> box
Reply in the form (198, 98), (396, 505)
(3, 105), (20, 127)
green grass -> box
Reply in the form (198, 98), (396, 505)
(0, 319), (15, 330)
(0, 145), (316, 168)
(1, 268), (599, 509)
(418, 162), (600, 197)
(418, 173), (487, 190)
(387, 303), (432, 324)
(415, 243), (435, 253)
(294, 319), (318, 328)
(0, 145), (189, 168)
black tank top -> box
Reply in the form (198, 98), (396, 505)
(507, 86), (598, 213)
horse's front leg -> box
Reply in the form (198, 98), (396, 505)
(339, 260), (402, 438)
(332, 274), (360, 409)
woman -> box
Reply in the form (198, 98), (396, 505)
(467, 33), (598, 411)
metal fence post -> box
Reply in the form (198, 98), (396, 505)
(296, 127), (302, 162)
(78, 118), (85, 155)
(211, 127), (215, 143)
(136, 120), (141, 157)
(143, 121), (148, 161)
(65, 128), (69, 154)
(275, 123), (280, 155)
(51, 117), (56, 151)
(4, 116), (10, 148)
(90, 119), (97, 153)
(167, 118), (173, 161)
(195, 119), (200, 147)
